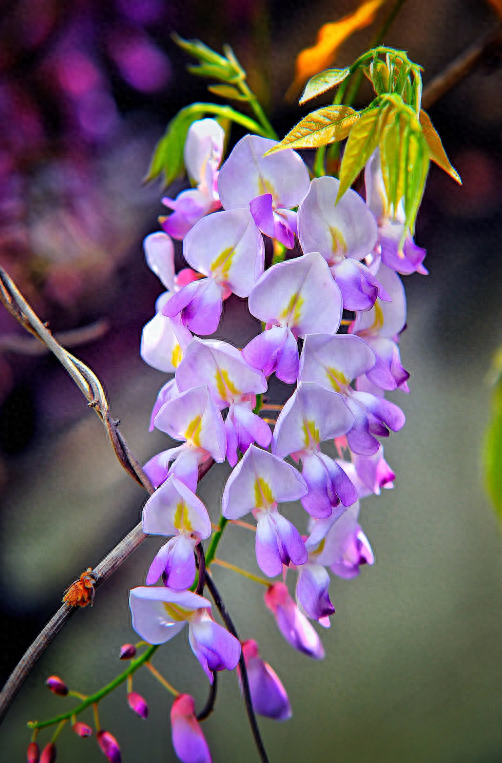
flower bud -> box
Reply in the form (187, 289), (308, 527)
(97, 730), (121, 763)
(45, 676), (68, 697)
(171, 694), (211, 763)
(264, 583), (325, 659)
(240, 640), (292, 721)
(27, 741), (40, 763)
(73, 721), (93, 737)
(119, 644), (136, 660)
(127, 692), (149, 719)
(40, 743), (56, 763)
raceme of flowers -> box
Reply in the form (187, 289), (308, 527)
(133, 118), (421, 761)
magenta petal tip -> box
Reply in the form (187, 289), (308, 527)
(45, 676), (68, 697)
(127, 691), (149, 719)
(97, 730), (121, 763)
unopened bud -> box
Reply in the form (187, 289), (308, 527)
(73, 721), (93, 737)
(27, 741), (40, 763)
(119, 644), (136, 660)
(40, 743), (57, 763)
(127, 692), (149, 719)
(45, 676), (68, 697)
(97, 730), (121, 763)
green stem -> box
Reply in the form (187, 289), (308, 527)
(211, 558), (269, 586)
(205, 517), (229, 569)
(238, 81), (278, 139)
(28, 645), (158, 731)
(184, 102), (270, 138)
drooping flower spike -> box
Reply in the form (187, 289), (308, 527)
(306, 501), (374, 579)
(297, 176), (388, 311)
(144, 385), (226, 490)
(351, 263), (410, 392)
(264, 582), (325, 659)
(217, 135), (310, 248)
(299, 334), (405, 456)
(163, 208), (264, 335)
(365, 149), (427, 276)
(161, 118), (224, 240)
(240, 640), (292, 721)
(243, 251), (342, 383)
(171, 694), (212, 763)
(142, 476), (211, 589)
(272, 381), (357, 517)
(175, 338), (270, 465)
(129, 587), (241, 682)
(222, 445), (308, 577)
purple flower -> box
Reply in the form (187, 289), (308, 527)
(163, 208), (264, 335)
(119, 643), (136, 660)
(306, 501), (374, 579)
(299, 334), (405, 456)
(365, 149), (427, 276)
(129, 587), (241, 682)
(297, 176), (388, 311)
(272, 381), (357, 517)
(222, 445), (308, 577)
(217, 135), (310, 248)
(264, 583), (325, 659)
(73, 721), (93, 737)
(175, 339), (269, 465)
(145, 385), (226, 490)
(161, 119), (224, 240)
(243, 251), (342, 383)
(141, 476), (211, 589)
(296, 562), (335, 627)
(171, 694), (212, 763)
(351, 263), (410, 392)
(240, 640), (292, 721)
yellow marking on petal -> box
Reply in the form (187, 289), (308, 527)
(279, 291), (304, 326)
(329, 225), (348, 256)
(171, 344), (182, 368)
(257, 176), (276, 199)
(215, 367), (241, 400)
(185, 415), (202, 448)
(370, 301), (384, 333)
(211, 246), (235, 281)
(254, 477), (275, 509)
(173, 500), (193, 533)
(325, 366), (349, 392)
(302, 419), (320, 449)
(163, 601), (194, 622)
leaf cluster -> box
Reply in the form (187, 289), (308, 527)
(269, 48), (461, 239)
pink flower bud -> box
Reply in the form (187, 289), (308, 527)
(45, 676), (68, 696)
(171, 694), (211, 763)
(27, 741), (40, 763)
(40, 743), (56, 763)
(119, 644), (136, 660)
(127, 692), (149, 719)
(97, 730), (121, 763)
(264, 583), (325, 659)
(73, 721), (93, 737)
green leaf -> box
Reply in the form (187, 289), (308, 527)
(403, 128), (430, 236)
(264, 106), (359, 154)
(369, 60), (389, 96)
(207, 84), (249, 101)
(299, 68), (351, 105)
(337, 106), (382, 200)
(188, 63), (240, 83)
(483, 376), (502, 518)
(419, 109), (461, 184)
(172, 34), (230, 68)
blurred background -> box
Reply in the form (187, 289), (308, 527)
(1, 0), (502, 760)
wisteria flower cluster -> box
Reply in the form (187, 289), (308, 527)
(129, 115), (418, 761)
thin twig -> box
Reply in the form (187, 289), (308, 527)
(196, 672), (218, 722)
(422, 23), (502, 109)
(205, 573), (269, 763)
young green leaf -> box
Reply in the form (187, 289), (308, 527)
(403, 129), (430, 236)
(207, 84), (249, 101)
(337, 106), (382, 200)
(299, 68), (351, 105)
(419, 109), (461, 184)
(264, 106), (359, 155)
(172, 34), (231, 67)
